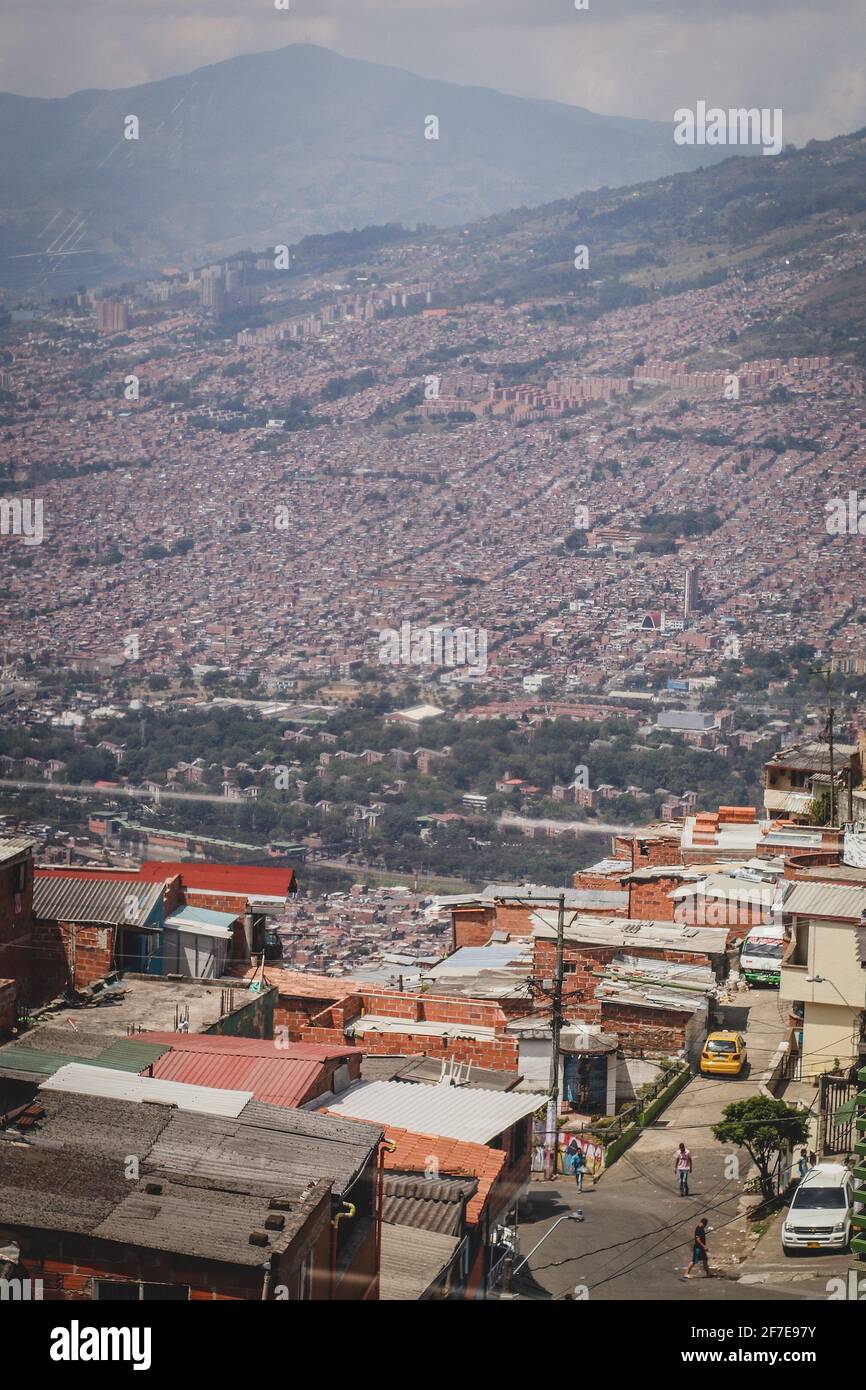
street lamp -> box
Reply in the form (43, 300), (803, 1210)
(510, 1210), (585, 1282)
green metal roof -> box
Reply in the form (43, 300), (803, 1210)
(0, 1037), (169, 1079)
(95, 1039), (171, 1071)
(0, 1045), (78, 1077)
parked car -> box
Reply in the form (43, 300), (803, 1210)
(782, 1163), (853, 1253)
(700, 1031), (747, 1076)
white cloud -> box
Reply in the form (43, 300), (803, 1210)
(2, 0), (865, 142)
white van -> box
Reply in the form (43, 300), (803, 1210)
(739, 922), (785, 986)
(782, 1163), (853, 1253)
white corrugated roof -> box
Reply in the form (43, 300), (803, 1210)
(349, 1016), (496, 1041)
(40, 1063), (253, 1116)
(783, 880), (866, 921)
(164, 905), (235, 940)
(0, 837), (35, 864)
(532, 911), (728, 955)
(321, 1078), (547, 1144)
(670, 874), (777, 907)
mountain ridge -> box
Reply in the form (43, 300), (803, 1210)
(0, 42), (744, 290)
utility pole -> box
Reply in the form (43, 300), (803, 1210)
(544, 892), (566, 1180)
(812, 665), (837, 826)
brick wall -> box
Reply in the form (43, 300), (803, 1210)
(630, 835), (682, 868)
(452, 905), (495, 948)
(294, 987), (518, 1070)
(573, 870), (626, 892)
(0, 978), (15, 1036)
(599, 999), (692, 1053)
(627, 876), (681, 920)
(22, 919), (69, 1003)
(0, 851), (35, 1006)
(360, 1029), (518, 1070)
(58, 920), (115, 990)
(782, 850), (845, 880)
(16, 1194), (332, 1300)
(452, 902), (540, 949)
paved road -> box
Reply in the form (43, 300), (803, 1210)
(514, 987), (818, 1302)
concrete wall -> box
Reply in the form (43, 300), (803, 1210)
(801, 1000), (861, 1080)
(615, 1056), (662, 1101)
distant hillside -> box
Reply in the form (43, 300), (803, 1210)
(0, 43), (740, 290)
(430, 127), (866, 365)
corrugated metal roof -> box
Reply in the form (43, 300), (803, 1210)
(95, 1038), (171, 1071)
(149, 1049), (324, 1108)
(670, 874), (777, 907)
(783, 880), (866, 920)
(321, 1079), (546, 1145)
(424, 944), (530, 976)
(532, 911), (728, 955)
(33, 876), (163, 926)
(40, 1063), (254, 1116)
(0, 836), (35, 864)
(138, 861), (295, 900)
(379, 1223), (460, 1300)
(91, 1177), (320, 1268)
(0, 1037), (168, 1079)
(164, 910), (234, 940)
(382, 1173), (476, 1234)
(147, 1101), (382, 1198)
(0, 1045), (83, 1077)
(164, 905), (238, 930)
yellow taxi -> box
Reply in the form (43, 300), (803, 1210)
(700, 1031), (747, 1076)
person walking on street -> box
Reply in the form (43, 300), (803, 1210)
(684, 1218), (711, 1279)
(675, 1141), (693, 1196)
(566, 1136), (587, 1192)
(797, 1148), (809, 1181)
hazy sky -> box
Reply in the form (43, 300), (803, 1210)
(5, 0), (866, 143)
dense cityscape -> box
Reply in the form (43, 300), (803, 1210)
(1, 0), (865, 1358)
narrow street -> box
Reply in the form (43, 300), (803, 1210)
(514, 988), (827, 1301)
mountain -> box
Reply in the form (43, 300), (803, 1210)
(0, 43), (743, 289)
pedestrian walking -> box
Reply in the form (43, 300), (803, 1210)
(566, 1136), (587, 1192)
(684, 1219), (711, 1279)
(674, 1141), (693, 1196)
(797, 1148), (809, 1181)
(808, 1149), (818, 1169)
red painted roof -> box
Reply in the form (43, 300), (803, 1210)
(149, 1049), (323, 1107)
(139, 1032), (361, 1107)
(138, 861), (296, 897)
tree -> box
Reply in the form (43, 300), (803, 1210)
(712, 1097), (809, 1198)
